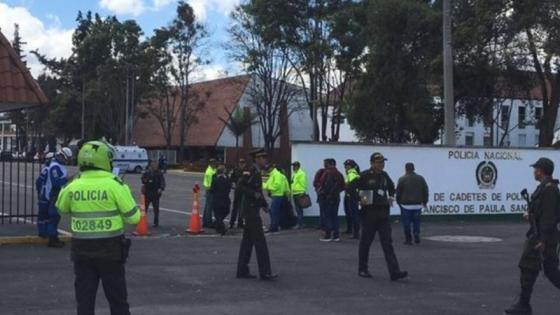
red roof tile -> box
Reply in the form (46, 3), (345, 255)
(0, 30), (48, 111)
(133, 75), (251, 148)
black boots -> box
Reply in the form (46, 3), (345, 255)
(390, 271), (409, 281)
(504, 300), (532, 314)
(47, 236), (65, 248)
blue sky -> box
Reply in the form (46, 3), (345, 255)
(0, 0), (242, 80)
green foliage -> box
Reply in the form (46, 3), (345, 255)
(347, 0), (441, 143)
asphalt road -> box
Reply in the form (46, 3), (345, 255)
(2, 166), (560, 314)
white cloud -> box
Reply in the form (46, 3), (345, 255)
(187, 0), (240, 21)
(192, 64), (228, 83)
(0, 3), (73, 77)
(152, 0), (174, 10)
(99, 0), (145, 16)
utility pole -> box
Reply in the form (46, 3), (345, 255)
(443, 0), (456, 146)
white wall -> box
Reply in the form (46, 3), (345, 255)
(292, 142), (560, 216)
(216, 76), (314, 148)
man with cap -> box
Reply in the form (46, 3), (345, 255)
(236, 148), (278, 280)
(505, 157), (560, 315)
(202, 159), (218, 228)
(291, 161), (308, 229)
(356, 152), (408, 281)
(229, 158), (247, 229)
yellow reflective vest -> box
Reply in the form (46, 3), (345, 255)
(56, 170), (140, 239)
(264, 168), (287, 197)
(203, 166), (217, 190)
(291, 168), (307, 195)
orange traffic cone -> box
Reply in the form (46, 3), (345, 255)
(133, 194), (150, 236)
(187, 189), (203, 234)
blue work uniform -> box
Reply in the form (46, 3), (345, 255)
(44, 160), (68, 237)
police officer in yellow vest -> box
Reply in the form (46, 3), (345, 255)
(56, 141), (140, 315)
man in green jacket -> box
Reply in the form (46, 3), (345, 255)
(263, 165), (286, 232)
(291, 162), (308, 229)
(202, 159), (218, 228)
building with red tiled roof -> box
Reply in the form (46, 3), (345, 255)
(0, 30), (48, 112)
(133, 75), (313, 165)
(0, 30), (48, 151)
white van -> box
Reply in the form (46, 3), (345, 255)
(113, 146), (149, 173)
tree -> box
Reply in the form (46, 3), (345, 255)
(511, 0), (560, 146)
(219, 107), (256, 160)
(10, 24), (29, 151)
(347, 0), (442, 143)
(242, 0), (362, 142)
(228, 6), (303, 151)
(165, 1), (209, 161)
(33, 12), (153, 144)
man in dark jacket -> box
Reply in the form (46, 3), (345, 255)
(211, 163), (231, 236)
(505, 158), (560, 315)
(141, 160), (166, 227)
(318, 159), (345, 242)
(396, 163), (429, 245)
(229, 158), (247, 229)
(357, 152), (408, 281)
(236, 149), (278, 280)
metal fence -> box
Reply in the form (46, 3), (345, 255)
(0, 158), (39, 224)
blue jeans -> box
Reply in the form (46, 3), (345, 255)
(269, 196), (283, 232)
(400, 206), (422, 240)
(324, 197), (340, 238)
(46, 203), (60, 237)
(349, 198), (361, 238)
(293, 195), (305, 227)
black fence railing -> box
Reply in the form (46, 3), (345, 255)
(0, 158), (39, 224)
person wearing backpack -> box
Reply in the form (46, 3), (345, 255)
(318, 159), (345, 242)
(505, 158), (560, 315)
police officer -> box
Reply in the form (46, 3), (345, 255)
(236, 149), (278, 280)
(43, 148), (72, 248)
(56, 141), (141, 315)
(203, 159), (218, 228)
(505, 158), (560, 315)
(357, 152), (408, 281)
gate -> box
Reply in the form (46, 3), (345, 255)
(0, 157), (40, 224)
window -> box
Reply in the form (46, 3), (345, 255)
(518, 106), (526, 129)
(535, 135), (540, 145)
(467, 117), (475, 127)
(483, 135), (492, 146)
(465, 132), (475, 146)
(501, 106), (509, 127)
(535, 107), (542, 129)
(518, 134), (527, 146)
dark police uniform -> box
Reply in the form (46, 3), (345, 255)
(517, 178), (560, 305)
(236, 162), (274, 279)
(229, 165), (245, 228)
(357, 164), (407, 280)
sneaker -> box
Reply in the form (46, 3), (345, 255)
(320, 232), (332, 242)
(332, 235), (341, 242)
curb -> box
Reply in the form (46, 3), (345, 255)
(0, 235), (72, 246)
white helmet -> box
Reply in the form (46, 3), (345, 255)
(58, 147), (73, 160)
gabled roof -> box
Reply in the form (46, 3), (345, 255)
(133, 75), (252, 148)
(0, 30), (48, 111)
